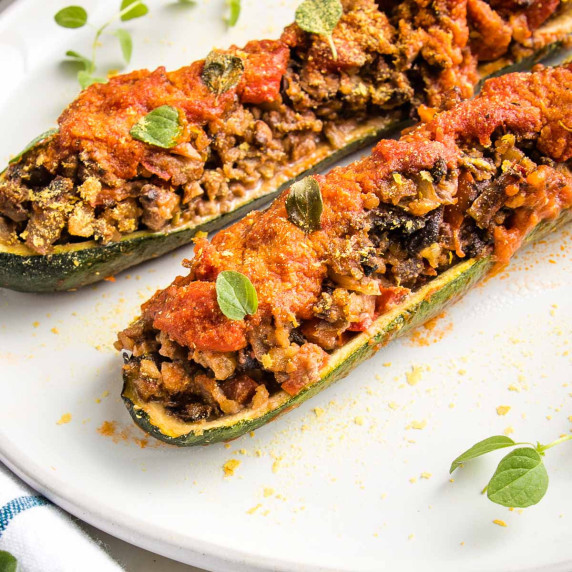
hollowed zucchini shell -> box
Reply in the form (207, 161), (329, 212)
(121, 208), (572, 446)
(0, 117), (401, 292)
(2, 11), (572, 293)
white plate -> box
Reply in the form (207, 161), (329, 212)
(1, 1), (572, 571)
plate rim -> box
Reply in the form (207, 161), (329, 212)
(2, 1), (572, 570)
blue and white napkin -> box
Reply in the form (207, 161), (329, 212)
(0, 462), (123, 572)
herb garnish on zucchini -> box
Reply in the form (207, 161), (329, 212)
(1, 0), (571, 292)
(118, 64), (572, 445)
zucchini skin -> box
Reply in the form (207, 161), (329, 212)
(0, 124), (394, 292)
(121, 208), (572, 446)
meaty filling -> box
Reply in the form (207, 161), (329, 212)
(0, 0), (562, 253)
(117, 66), (572, 423)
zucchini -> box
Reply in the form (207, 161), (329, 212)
(121, 208), (572, 446)
(0, 118), (399, 292)
(2, 5), (572, 293)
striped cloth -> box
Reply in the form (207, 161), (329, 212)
(0, 462), (123, 571)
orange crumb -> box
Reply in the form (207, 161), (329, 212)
(493, 519), (508, 527)
(407, 313), (453, 347)
(51, 327), (59, 335)
(406, 365), (424, 386)
(104, 276), (116, 282)
(98, 420), (117, 437)
(496, 406), (511, 416)
(56, 413), (72, 425)
(223, 459), (241, 477)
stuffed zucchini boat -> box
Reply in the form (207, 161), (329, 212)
(117, 64), (572, 445)
(2, 0), (572, 292)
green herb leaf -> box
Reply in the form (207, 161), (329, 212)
(449, 436), (516, 474)
(216, 271), (258, 321)
(77, 71), (107, 89)
(114, 29), (133, 64)
(201, 51), (244, 98)
(65, 50), (94, 72)
(286, 176), (323, 233)
(54, 5), (88, 28)
(295, 0), (342, 59)
(0, 551), (18, 572)
(120, 0), (149, 22)
(9, 128), (59, 165)
(130, 105), (183, 148)
(487, 447), (549, 508)
(226, 0), (241, 26)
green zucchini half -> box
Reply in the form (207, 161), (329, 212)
(2, 6), (572, 293)
(0, 117), (399, 292)
(121, 208), (572, 446)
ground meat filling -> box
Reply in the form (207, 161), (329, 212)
(0, 0), (563, 254)
(116, 65), (572, 424)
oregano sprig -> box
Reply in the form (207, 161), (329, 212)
(285, 176), (323, 233)
(55, 0), (150, 88)
(295, 0), (343, 60)
(450, 433), (572, 508)
(0, 550), (18, 572)
(55, 1), (240, 90)
(226, 0), (242, 27)
(201, 51), (245, 98)
(216, 271), (258, 321)
(130, 105), (183, 148)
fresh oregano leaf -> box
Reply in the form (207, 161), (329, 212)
(201, 51), (244, 97)
(78, 71), (107, 89)
(9, 128), (59, 164)
(487, 447), (549, 508)
(54, 5), (88, 28)
(0, 551), (18, 572)
(114, 29), (133, 64)
(65, 50), (94, 72)
(226, 0), (241, 26)
(449, 436), (517, 474)
(120, 0), (149, 22)
(130, 105), (183, 148)
(295, 0), (342, 59)
(216, 271), (258, 321)
(286, 176), (323, 233)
